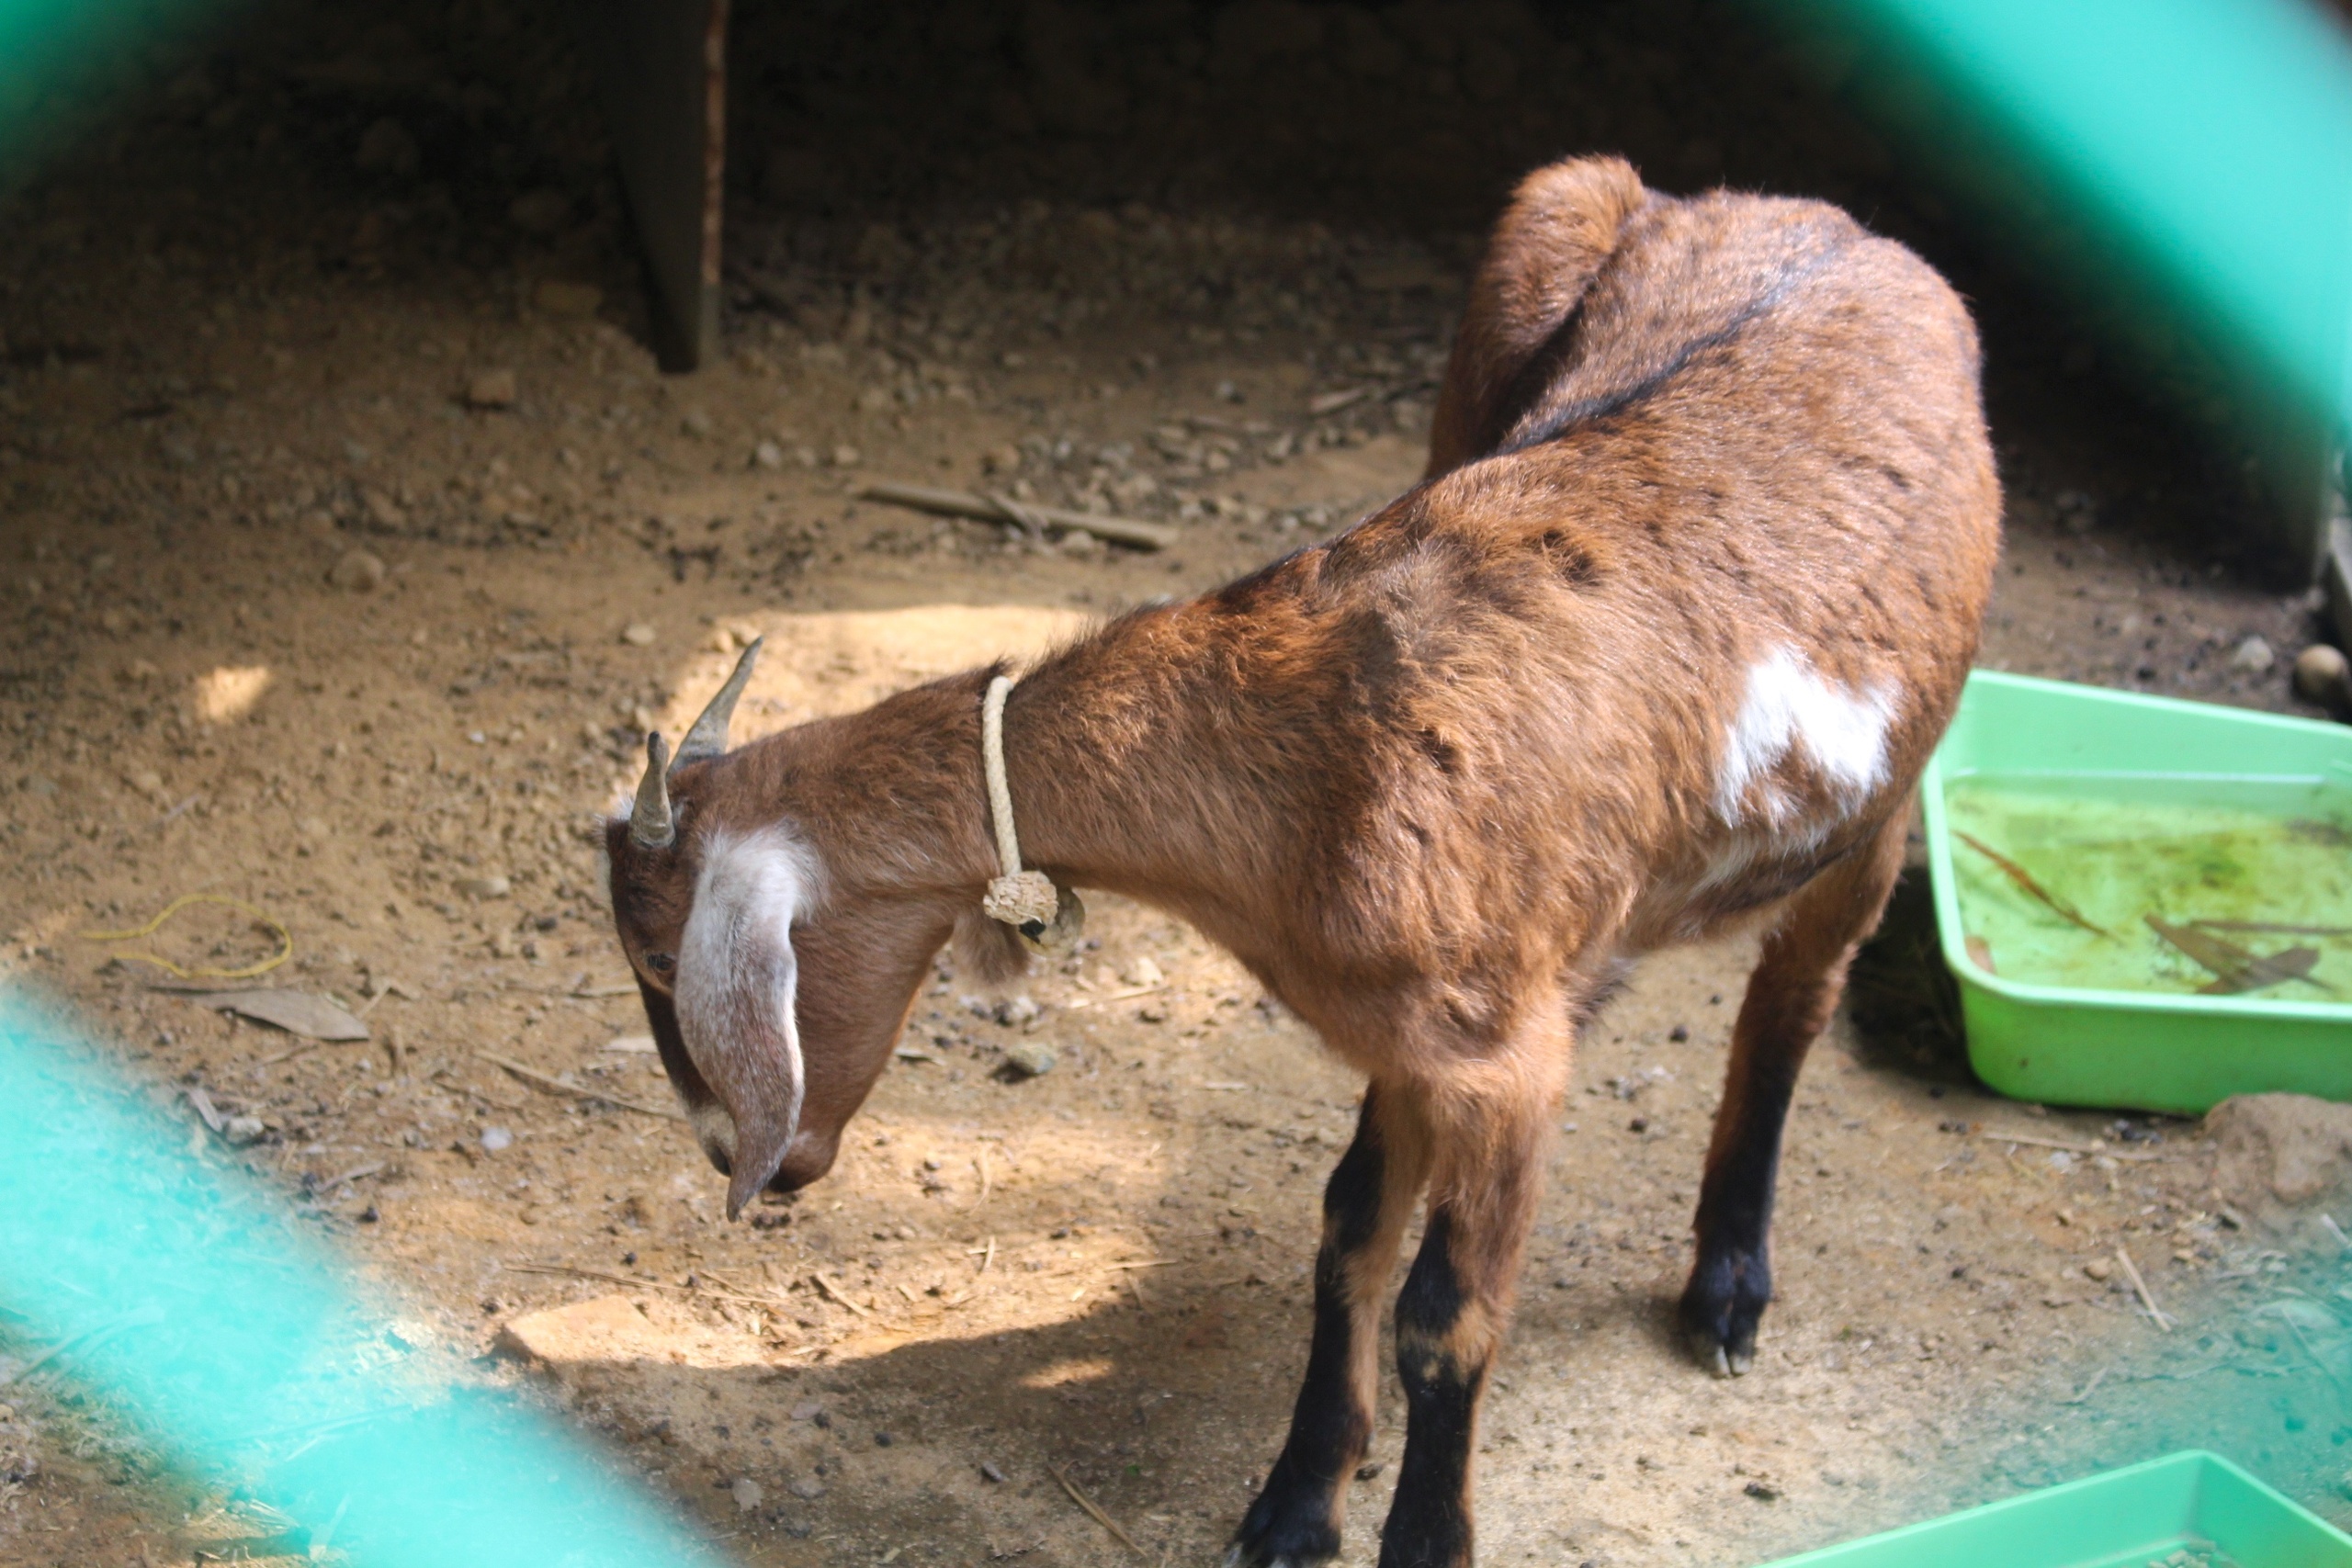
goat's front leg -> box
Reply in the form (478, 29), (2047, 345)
(1379, 1077), (1555, 1568)
(1680, 813), (1909, 1375)
(1231, 1084), (1430, 1568)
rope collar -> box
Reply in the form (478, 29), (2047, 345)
(979, 675), (1068, 946)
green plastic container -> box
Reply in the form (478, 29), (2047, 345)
(1758, 1450), (2352, 1567)
(1920, 670), (2352, 1114)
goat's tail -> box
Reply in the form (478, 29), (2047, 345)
(1426, 155), (1647, 476)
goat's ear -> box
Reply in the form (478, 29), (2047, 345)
(638, 977), (718, 1116)
(675, 832), (809, 1219)
(952, 905), (1032, 989)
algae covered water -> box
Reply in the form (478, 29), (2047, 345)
(1943, 772), (2352, 998)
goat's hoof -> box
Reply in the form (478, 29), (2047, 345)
(1227, 1542), (1334, 1568)
(1682, 1321), (1759, 1379)
(1229, 1483), (1342, 1568)
(1678, 1252), (1768, 1379)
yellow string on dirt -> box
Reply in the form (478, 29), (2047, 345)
(79, 894), (292, 981)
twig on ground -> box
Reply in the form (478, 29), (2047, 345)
(1048, 1465), (1144, 1555)
(857, 479), (1178, 552)
(148, 793), (201, 833)
(2059, 1366), (2108, 1404)
(317, 1160), (384, 1195)
(974, 1146), (994, 1210)
(432, 1070), (526, 1113)
(504, 1261), (681, 1292)
(2113, 1247), (2173, 1331)
(1979, 1130), (2158, 1163)
(812, 1272), (874, 1318)
(478, 1050), (680, 1119)
(2, 1304), (166, 1387)
(1062, 982), (1168, 1011)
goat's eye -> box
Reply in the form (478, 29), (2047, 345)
(644, 952), (674, 975)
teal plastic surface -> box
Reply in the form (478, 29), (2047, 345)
(1758, 1450), (2352, 1567)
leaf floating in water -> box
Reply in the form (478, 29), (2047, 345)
(2214, 945), (2329, 996)
(1963, 934), (1996, 975)
(2145, 915), (2335, 996)
(1953, 832), (2111, 937)
(2188, 918), (2352, 938)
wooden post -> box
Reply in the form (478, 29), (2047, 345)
(572, 0), (729, 373)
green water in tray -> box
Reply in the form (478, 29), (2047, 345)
(1944, 772), (2352, 998)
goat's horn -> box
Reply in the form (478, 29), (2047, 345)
(672, 637), (763, 771)
(630, 732), (675, 848)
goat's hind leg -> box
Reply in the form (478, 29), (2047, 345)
(1679, 812), (1909, 1376)
(1230, 1083), (1430, 1568)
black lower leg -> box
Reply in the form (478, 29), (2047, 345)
(1231, 1100), (1391, 1567)
(1679, 1053), (1801, 1376)
(1381, 1212), (1484, 1568)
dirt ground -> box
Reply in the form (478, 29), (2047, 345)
(6, 2), (2351, 1565)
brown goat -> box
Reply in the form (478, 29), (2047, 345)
(605, 155), (1999, 1567)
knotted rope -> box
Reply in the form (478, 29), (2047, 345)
(979, 675), (1077, 950)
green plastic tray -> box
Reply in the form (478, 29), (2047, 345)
(1920, 671), (2352, 1114)
(1758, 1450), (2352, 1567)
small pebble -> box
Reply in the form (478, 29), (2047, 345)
(680, 410), (713, 438)
(830, 445), (862, 468)
(621, 622), (658, 647)
(979, 1461), (1006, 1483)
(328, 549), (387, 592)
(222, 1115), (266, 1146)
(2294, 642), (2348, 705)
(465, 368), (518, 409)
(787, 1475), (825, 1500)
(729, 1478), (763, 1512)
(454, 874), (510, 899)
(2083, 1258), (2113, 1281)
(2229, 634), (2276, 674)
(480, 1125), (514, 1153)
(752, 439), (786, 469)
(1000, 1042), (1057, 1080)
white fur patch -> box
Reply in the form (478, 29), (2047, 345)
(1714, 648), (1896, 826)
(674, 827), (820, 1170)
